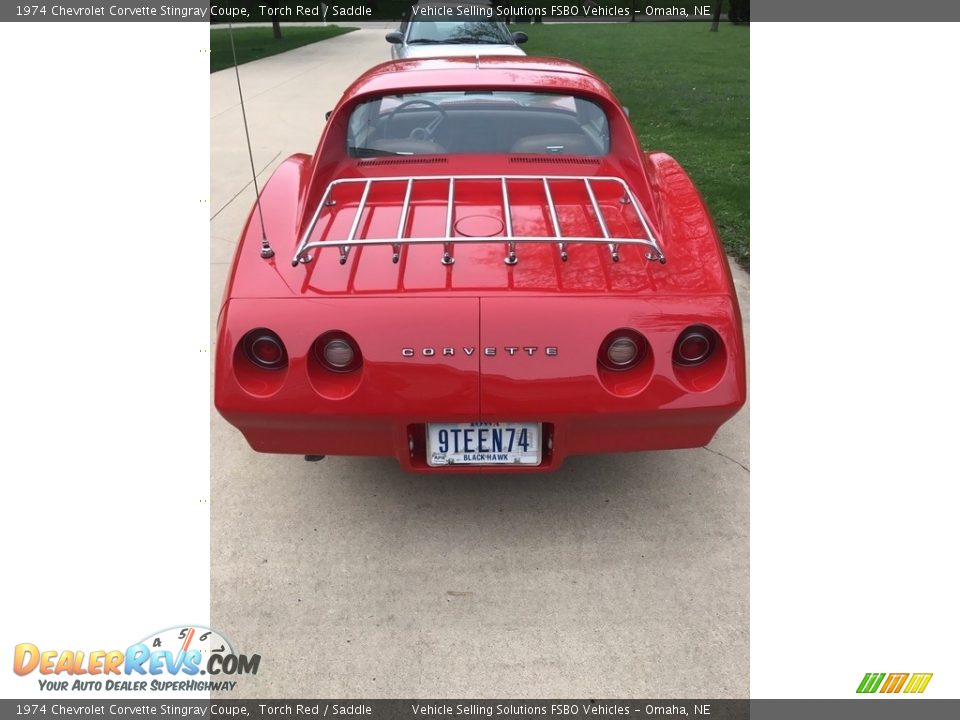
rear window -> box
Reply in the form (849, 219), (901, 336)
(346, 90), (610, 157)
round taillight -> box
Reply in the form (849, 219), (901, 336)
(323, 340), (354, 368)
(313, 332), (362, 373)
(242, 329), (287, 370)
(608, 337), (639, 366)
(674, 326), (717, 366)
(599, 330), (646, 371)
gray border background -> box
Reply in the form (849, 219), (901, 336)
(2, 700), (959, 718)
(4, 1), (960, 22)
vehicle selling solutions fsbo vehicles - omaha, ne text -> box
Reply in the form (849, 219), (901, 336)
(214, 56), (747, 472)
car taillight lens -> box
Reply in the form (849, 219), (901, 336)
(323, 340), (354, 368)
(313, 332), (362, 373)
(599, 330), (646, 371)
(242, 329), (287, 370)
(673, 326), (717, 366)
(608, 337), (639, 366)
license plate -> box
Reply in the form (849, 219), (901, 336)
(427, 422), (542, 466)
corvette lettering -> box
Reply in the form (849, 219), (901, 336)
(401, 347), (558, 358)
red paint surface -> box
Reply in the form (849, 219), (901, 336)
(214, 58), (746, 471)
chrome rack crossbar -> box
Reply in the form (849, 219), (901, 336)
(616, 180), (664, 264)
(293, 236), (664, 250)
(291, 175), (666, 267)
(541, 178), (567, 262)
(583, 178), (618, 262)
(339, 179), (371, 265)
(393, 178), (413, 263)
(442, 178), (455, 266)
(294, 182), (335, 265)
(501, 178), (516, 266)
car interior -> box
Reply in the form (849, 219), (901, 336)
(348, 93), (610, 157)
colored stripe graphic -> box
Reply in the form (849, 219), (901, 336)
(904, 673), (933, 694)
(857, 672), (933, 694)
(857, 673), (885, 693)
(880, 673), (909, 693)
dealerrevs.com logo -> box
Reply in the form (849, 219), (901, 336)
(857, 672), (933, 694)
(13, 625), (260, 692)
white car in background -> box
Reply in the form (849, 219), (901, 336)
(386, 19), (528, 60)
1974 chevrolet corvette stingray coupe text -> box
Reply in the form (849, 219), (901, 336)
(214, 56), (746, 472)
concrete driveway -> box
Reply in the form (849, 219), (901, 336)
(210, 29), (750, 698)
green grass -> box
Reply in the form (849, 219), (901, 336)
(523, 23), (750, 268)
(210, 26), (357, 73)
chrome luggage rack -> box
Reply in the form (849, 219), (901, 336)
(291, 174), (666, 267)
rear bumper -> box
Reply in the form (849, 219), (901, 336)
(219, 408), (740, 473)
(215, 295), (746, 472)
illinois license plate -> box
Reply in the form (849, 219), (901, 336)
(427, 422), (541, 466)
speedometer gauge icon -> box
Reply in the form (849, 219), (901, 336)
(138, 625), (234, 674)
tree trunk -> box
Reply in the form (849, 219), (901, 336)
(710, 0), (722, 31)
(269, 1), (282, 39)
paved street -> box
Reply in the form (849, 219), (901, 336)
(211, 29), (749, 697)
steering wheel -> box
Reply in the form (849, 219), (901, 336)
(383, 99), (448, 142)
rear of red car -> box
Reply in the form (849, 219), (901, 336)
(214, 58), (746, 472)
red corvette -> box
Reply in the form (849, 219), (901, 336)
(214, 56), (746, 472)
